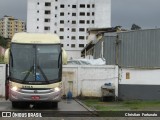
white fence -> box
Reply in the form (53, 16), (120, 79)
(62, 65), (118, 97)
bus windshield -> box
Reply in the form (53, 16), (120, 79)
(10, 44), (62, 84)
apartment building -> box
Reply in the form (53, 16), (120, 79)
(27, 0), (111, 59)
(0, 16), (26, 39)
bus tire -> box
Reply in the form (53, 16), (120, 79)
(52, 102), (58, 108)
(12, 102), (18, 108)
(12, 102), (28, 108)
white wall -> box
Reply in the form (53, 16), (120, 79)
(95, 0), (111, 28)
(0, 64), (6, 97)
(62, 65), (118, 97)
(66, 50), (82, 60)
(119, 68), (160, 85)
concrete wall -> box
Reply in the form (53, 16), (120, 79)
(62, 65), (118, 97)
(0, 64), (6, 97)
(65, 50), (82, 60)
(119, 68), (160, 100)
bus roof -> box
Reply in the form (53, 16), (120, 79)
(12, 33), (60, 44)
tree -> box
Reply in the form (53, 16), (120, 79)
(131, 24), (141, 30)
(0, 36), (9, 48)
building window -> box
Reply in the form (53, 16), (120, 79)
(79, 12), (85, 16)
(60, 36), (64, 39)
(72, 13), (76, 16)
(68, 13), (70, 15)
(37, 18), (39, 21)
(44, 18), (50, 22)
(86, 28), (89, 32)
(45, 2), (51, 6)
(87, 20), (90, 24)
(87, 12), (90, 16)
(45, 10), (51, 14)
(72, 5), (76, 8)
(55, 6), (58, 10)
(68, 20), (70, 23)
(44, 26), (50, 30)
(71, 28), (76, 32)
(60, 28), (64, 31)
(61, 44), (63, 47)
(55, 22), (57, 26)
(79, 36), (85, 40)
(68, 5), (70, 7)
(60, 20), (64, 24)
(54, 31), (57, 33)
(79, 28), (85, 32)
(37, 26), (39, 29)
(92, 4), (95, 8)
(79, 20), (85, 24)
(67, 44), (69, 46)
(55, 14), (57, 17)
(55, 0), (58, 2)
(67, 28), (69, 30)
(37, 2), (39, 5)
(80, 4), (85, 8)
(92, 20), (94, 24)
(87, 4), (90, 8)
(60, 12), (64, 16)
(79, 44), (84, 47)
(37, 10), (39, 13)
(60, 4), (65, 8)
(72, 20), (76, 24)
(67, 36), (69, 38)
(71, 36), (76, 40)
(71, 44), (75, 48)
(92, 12), (95, 16)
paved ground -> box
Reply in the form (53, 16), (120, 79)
(0, 98), (159, 120)
(0, 99), (87, 111)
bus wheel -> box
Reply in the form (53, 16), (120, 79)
(12, 102), (29, 108)
(12, 102), (18, 108)
(52, 102), (58, 108)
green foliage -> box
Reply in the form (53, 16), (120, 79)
(0, 36), (9, 48)
(82, 99), (160, 111)
(131, 24), (141, 30)
(0, 54), (4, 63)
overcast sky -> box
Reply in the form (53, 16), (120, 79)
(0, 0), (160, 29)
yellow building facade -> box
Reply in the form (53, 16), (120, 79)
(0, 16), (26, 39)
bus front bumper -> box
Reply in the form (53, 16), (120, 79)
(9, 89), (62, 102)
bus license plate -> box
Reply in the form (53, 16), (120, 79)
(31, 96), (40, 100)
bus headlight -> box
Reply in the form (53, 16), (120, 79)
(54, 87), (60, 92)
(11, 86), (18, 91)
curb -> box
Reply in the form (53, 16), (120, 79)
(74, 98), (96, 111)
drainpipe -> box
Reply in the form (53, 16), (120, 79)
(115, 35), (120, 65)
(101, 41), (104, 59)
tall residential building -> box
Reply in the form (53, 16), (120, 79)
(27, 0), (111, 59)
(0, 16), (26, 39)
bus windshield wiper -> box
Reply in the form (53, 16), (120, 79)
(23, 66), (34, 82)
(37, 66), (49, 84)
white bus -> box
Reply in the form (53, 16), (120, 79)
(4, 33), (67, 108)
